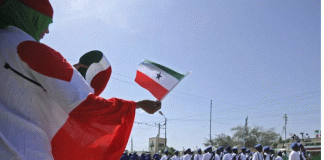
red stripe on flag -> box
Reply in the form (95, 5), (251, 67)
(51, 94), (136, 160)
(91, 67), (112, 96)
(135, 70), (169, 100)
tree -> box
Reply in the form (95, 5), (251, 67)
(159, 146), (176, 156)
(204, 133), (234, 147)
(232, 125), (280, 147)
(278, 136), (285, 148)
(205, 125), (280, 148)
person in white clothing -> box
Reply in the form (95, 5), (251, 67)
(180, 150), (187, 160)
(252, 144), (263, 160)
(246, 149), (252, 160)
(222, 146), (233, 160)
(251, 152), (255, 160)
(275, 151), (283, 160)
(191, 150), (196, 160)
(263, 146), (271, 160)
(194, 148), (203, 160)
(172, 151), (181, 160)
(161, 150), (169, 160)
(297, 143), (306, 160)
(240, 147), (247, 160)
(218, 146), (225, 160)
(202, 146), (212, 160)
(270, 149), (275, 160)
(289, 142), (300, 160)
(183, 148), (192, 160)
(232, 147), (239, 160)
(214, 149), (221, 160)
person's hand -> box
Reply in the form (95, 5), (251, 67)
(136, 100), (161, 114)
(73, 63), (88, 69)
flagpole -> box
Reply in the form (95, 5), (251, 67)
(159, 71), (191, 101)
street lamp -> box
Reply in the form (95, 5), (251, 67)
(159, 111), (167, 148)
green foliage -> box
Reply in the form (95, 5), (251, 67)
(204, 133), (234, 147)
(272, 143), (277, 148)
(205, 125), (280, 148)
(310, 155), (321, 160)
(159, 146), (176, 157)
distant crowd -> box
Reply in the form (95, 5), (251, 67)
(120, 142), (308, 160)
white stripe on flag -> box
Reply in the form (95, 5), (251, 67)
(137, 62), (179, 90)
(85, 56), (110, 85)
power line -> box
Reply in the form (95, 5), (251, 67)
(66, 59), (320, 130)
(107, 70), (321, 116)
(67, 56), (320, 111)
(168, 109), (320, 123)
(134, 122), (163, 127)
(172, 100), (320, 123)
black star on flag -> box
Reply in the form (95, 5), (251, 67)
(156, 72), (162, 80)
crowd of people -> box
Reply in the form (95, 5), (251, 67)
(120, 142), (308, 160)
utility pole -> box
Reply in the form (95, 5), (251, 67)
(131, 137), (133, 152)
(165, 119), (167, 148)
(158, 123), (160, 138)
(159, 111), (167, 149)
(284, 114), (287, 146)
(244, 116), (248, 145)
(156, 123), (160, 154)
(210, 100), (212, 144)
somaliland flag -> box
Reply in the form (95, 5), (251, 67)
(135, 60), (189, 101)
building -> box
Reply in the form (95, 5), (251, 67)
(149, 137), (166, 154)
(276, 137), (321, 158)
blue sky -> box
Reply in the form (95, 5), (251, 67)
(45, 0), (321, 152)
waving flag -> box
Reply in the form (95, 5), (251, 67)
(135, 60), (189, 100)
(77, 50), (112, 96)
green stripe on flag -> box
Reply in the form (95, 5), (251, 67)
(145, 60), (184, 80)
(78, 50), (104, 78)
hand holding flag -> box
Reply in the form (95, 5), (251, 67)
(135, 60), (190, 101)
(137, 100), (161, 114)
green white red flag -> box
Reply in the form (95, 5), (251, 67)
(135, 60), (189, 101)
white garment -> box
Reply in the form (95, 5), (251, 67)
(180, 155), (185, 160)
(194, 154), (203, 160)
(220, 152), (225, 159)
(289, 151), (300, 160)
(223, 153), (233, 160)
(246, 154), (251, 160)
(214, 154), (220, 160)
(252, 152), (263, 160)
(298, 151), (305, 160)
(161, 155), (169, 160)
(240, 153), (247, 160)
(202, 153), (212, 160)
(232, 153), (238, 160)
(172, 155), (181, 160)
(0, 26), (92, 160)
(275, 156), (283, 160)
(183, 154), (192, 160)
(264, 153), (271, 160)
